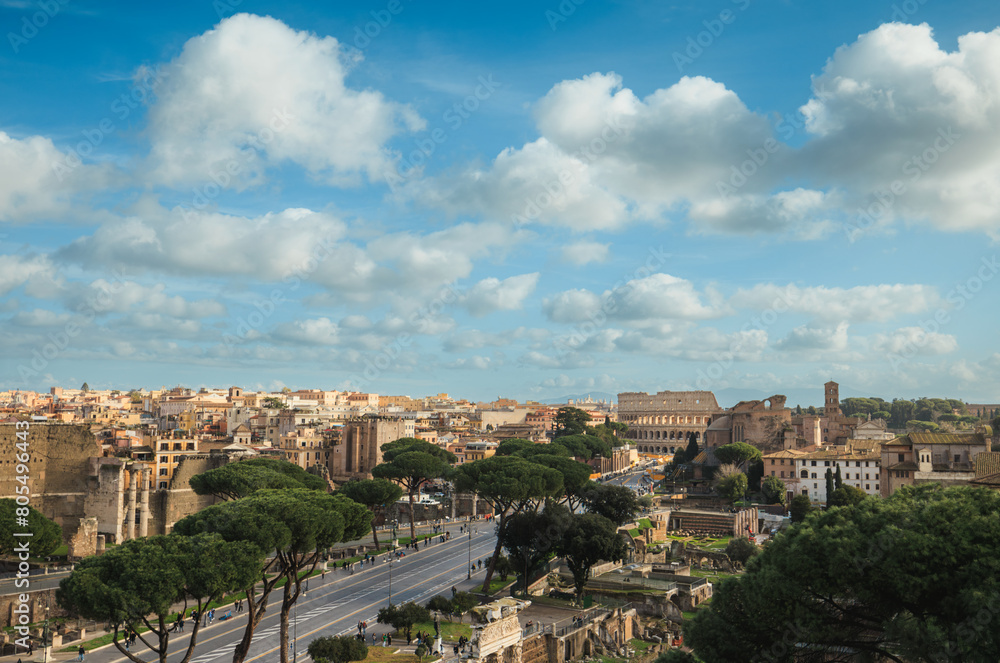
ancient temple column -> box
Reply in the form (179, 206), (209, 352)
(126, 467), (137, 540)
(139, 467), (151, 537)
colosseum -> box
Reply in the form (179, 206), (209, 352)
(617, 390), (723, 455)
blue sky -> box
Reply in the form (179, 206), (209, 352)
(2, 0), (1000, 405)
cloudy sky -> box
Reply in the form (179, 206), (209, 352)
(2, 0), (1000, 404)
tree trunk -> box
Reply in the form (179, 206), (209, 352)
(372, 521), (381, 550)
(278, 580), (293, 663)
(231, 576), (276, 663)
(408, 489), (417, 541)
(480, 511), (506, 593)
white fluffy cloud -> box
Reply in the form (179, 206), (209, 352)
(797, 23), (1000, 235)
(775, 323), (851, 352)
(0, 254), (53, 295)
(561, 240), (610, 265)
(544, 273), (725, 325)
(461, 273), (539, 317)
(145, 13), (423, 187)
(0, 132), (112, 223)
(410, 24), (1000, 237)
(59, 203), (348, 281)
(735, 283), (941, 323)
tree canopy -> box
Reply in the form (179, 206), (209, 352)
(580, 483), (640, 526)
(553, 407), (592, 437)
(173, 489), (369, 663)
(307, 636), (367, 663)
(57, 533), (262, 663)
(499, 503), (572, 593)
(557, 513), (628, 601)
(714, 442), (762, 469)
(0, 500), (61, 557)
(189, 458), (328, 501)
(337, 478), (403, 550)
(789, 493), (813, 523)
(827, 484), (868, 508)
(453, 454), (563, 592)
(760, 475), (787, 506)
(686, 485), (1000, 662)
(373, 438), (456, 540)
(714, 464), (747, 505)
(377, 602), (430, 641)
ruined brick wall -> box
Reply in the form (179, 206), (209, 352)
(67, 517), (98, 560)
(0, 424), (101, 544)
(82, 459), (127, 542)
(154, 453), (227, 534)
(522, 634), (551, 663)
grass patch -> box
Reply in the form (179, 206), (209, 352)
(410, 620), (472, 641)
(627, 529), (640, 538)
(637, 518), (653, 529)
(480, 576), (514, 595)
(361, 646), (424, 663)
(629, 638), (652, 653)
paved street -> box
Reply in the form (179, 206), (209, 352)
(18, 526), (499, 663)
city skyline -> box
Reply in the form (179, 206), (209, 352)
(2, 1), (1000, 403)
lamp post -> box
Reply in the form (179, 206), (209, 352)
(42, 604), (49, 663)
(388, 545), (393, 606)
(467, 523), (472, 579)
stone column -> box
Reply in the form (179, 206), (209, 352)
(126, 467), (137, 540)
(139, 467), (151, 537)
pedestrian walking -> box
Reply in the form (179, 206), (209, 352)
(78, 646), (86, 661)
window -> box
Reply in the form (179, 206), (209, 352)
(159, 468), (167, 475)
(159, 481), (167, 489)
(780, 459), (785, 465)
(159, 455), (167, 463)
(159, 442), (168, 450)
(954, 454), (961, 462)
(811, 473), (817, 479)
(875, 485), (879, 491)
(801, 469), (809, 479)
(824, 461), (830, 467)
(866, 484), (870, 490)
(856, 461), (861, 467)
(771, 471), (775, 476)
(813, 483), (818, 489)
(897, 454), (904, 463)
(866, 474), (870, 480)
(811, 460), (817, 466)
(780, 471), (785, 478)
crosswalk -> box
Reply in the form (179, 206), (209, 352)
(188, 604), (346, 663)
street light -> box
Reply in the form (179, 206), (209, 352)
(42, 604), (49, 663)
(388, 545), (393, 605)
(467, 523), (472, 579)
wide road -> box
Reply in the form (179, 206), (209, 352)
(84, 527), (499, 663)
